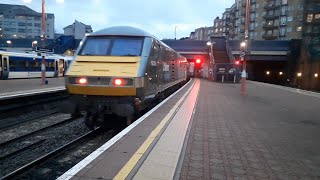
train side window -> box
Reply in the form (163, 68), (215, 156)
(9, 59), (28, 71)
(29, 59), (40, 71)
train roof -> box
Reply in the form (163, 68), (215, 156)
(89, 26), (155, 37)
(0, 50), (69, 59)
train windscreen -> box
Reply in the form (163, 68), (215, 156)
(79, 37), (144, 56)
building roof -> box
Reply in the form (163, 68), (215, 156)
(162, 40), (209, 52)
(0, 3), (54, 17)
(228, 40), (292, 51)
(63, 20), (92, 30)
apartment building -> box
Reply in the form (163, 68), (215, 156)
(0, 3), (54, 39)
(213, 16), (223, 36)
(190, 26), (214, 40)
(220, 0), (309, 40)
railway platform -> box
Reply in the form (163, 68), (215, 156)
(0, 77), (65, 100)
(59, 78), (320, 180)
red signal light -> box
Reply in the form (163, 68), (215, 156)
(235, 60), (240, 65)
(196, 59), (201, 64)
(78, 77), (87, 84)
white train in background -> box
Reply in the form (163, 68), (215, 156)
(0, 51), (73, 79)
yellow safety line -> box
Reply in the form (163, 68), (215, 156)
(113, 80), (196, 180)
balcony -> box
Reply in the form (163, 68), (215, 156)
(305, 19), (320, 24)
(263, 14), (280, 20)
(250, 17), (255, 22)
(262, 34), (278, 40)
(264, 4), (280, 10)
(263, 24), (278, 30)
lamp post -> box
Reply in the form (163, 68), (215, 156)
(240, 0), (251, 95)
(24, 0), (64, 84)
(40, 0), (47, 85)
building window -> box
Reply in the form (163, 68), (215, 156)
(281, 6), (287, 15)
(4, 15), (15, 19)
(18, 22), (26, 26)
(34, 23), (41, 27)
(315, 14), (320, 19)
(250, 23), (255, 30)
(280, 27), (286, 36)
(296, 26), (302, 31)
(4, 28), (16, 32)
(18, 28), (26, 33)
(280, 16), (287, 25)
(287, 16), (293, 22)
(27, 23), (32, 26)
(307, 14), (313, 22)
(34, 16), (41, 20)
(34, 29), (41, 33)
(287, 27), (292, 32)
(16, 15), (26, 19)
(27, 29), (32, 33)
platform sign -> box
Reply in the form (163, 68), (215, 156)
(35, 47), (54, 54)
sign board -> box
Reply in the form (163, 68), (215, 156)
(36, 47), (54, 54)
(218, 68), (226, 73)
(240, 52), (245, 57)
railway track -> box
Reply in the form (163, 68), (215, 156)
(0, 114), (89, 178)
(0, 89), (68, 119)
(1, 127), (110, 180)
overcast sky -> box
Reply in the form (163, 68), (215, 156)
(3, 0), (234, 39)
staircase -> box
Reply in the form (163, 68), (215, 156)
(46, 36), (75, 54)
(211, 36), (231, 64)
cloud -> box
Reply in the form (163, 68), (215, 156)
(3, 0), (235, 39)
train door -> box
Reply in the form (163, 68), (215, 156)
(1, 55), (9, 79)
(156, 43), (162, 93)
(58, 59), (65, 76)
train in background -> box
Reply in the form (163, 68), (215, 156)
(0, 50), (73, 79)
(64, 26), (189, 129)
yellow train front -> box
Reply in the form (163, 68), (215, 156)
(65, 26), (188, 129)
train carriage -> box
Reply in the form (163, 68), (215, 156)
(64, 26), (189, 129)
(0, 51), (72, 79)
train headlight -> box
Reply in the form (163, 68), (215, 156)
(113, 78), (124, 86)
(111, 78), (133, 86)
(78, 77), (87, 84)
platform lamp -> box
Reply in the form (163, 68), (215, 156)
(240, 0), (251, 95)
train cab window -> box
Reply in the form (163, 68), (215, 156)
(110, 38), (143, 56)
(79, 38), (111, 56)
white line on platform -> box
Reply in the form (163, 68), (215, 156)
(249, 81), (320, 99)
(57, 79), (193, 180)
(0, 86), (66, 100)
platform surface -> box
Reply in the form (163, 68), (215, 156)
(0, 77), (65, 98)
(179, 80), (320, 179)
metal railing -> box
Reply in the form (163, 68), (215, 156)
(225, 39), (234, 63)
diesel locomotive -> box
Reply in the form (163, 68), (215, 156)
(64, 26), (189, 128)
